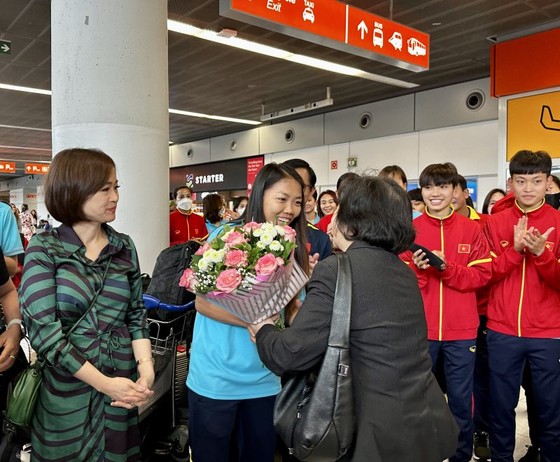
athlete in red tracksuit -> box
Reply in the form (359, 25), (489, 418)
(483, 150), (560, 462)
(404, 163), (492, 462)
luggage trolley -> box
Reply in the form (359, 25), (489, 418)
(138, 295), (196, 427)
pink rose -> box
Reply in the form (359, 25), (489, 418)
(215, 269), (242, 293)
(225, 249), (248, 267)
(179, 268), (197, 291)
(195, 242), (211, 256)
(224, 231), (247, 247)
(276, 257), (285, 266)
(283, 225), (296, 243)
(255, 253), (280, 277)
(243, 221), (260, 231)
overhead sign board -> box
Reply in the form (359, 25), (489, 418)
(25, 163), (49, 174)
(0, 40), (11, 55)
(0, 162), (16, 174)
(170, 158), (252, 193)
(220, 0), (429, 72)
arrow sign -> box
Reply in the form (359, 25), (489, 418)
(357, 21), (368, 40)
(0, 40), (11, 55)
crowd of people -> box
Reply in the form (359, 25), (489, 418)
(0, 148), (558, 461)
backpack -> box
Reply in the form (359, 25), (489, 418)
(145, 241), (201, 307)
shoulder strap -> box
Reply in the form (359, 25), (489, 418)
(65, 257), (112, 339)
(328, 252), (352, 348)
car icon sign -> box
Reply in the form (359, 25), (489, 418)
(389, 32), (402, 51)
(302, 7), (315, 23)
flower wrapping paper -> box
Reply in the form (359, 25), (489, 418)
(198, 259), (308, 323)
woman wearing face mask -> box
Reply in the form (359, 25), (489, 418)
(169, 185), (208, 246)
(232, 196), (248, 219)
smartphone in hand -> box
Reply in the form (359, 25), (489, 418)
(409, 243), (445, 271)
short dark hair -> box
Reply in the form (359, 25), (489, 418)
(283, 158), (317, 187)
(173, 185), (193, 199)
(379, 165), (408, 186)
(407, 188), (424, 202)
(551, 175), (560, 190)
(419, 163), (459, 188)
(317, 190), (338, 218)
(45, 148), (116, 225)
(246, 163), (309, 276)
(336, 175), (415, 254)
(203, 194), (223, 224)
(509, 150), (552, 176)
(336, 172), (360, 191)
(457, 175), (468, 191)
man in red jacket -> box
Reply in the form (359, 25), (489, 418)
(484, 150), (560, 462)
(406, 163), (492, 462)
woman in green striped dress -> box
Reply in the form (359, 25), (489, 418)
(20, 148), (155, 461)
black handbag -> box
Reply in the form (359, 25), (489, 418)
(273, 252), (354, 462)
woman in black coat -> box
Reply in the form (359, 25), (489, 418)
(250, 175), (459, 462)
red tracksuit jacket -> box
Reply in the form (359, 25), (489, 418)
(405, 209), (492, 341)
(484, 200), (560, 338)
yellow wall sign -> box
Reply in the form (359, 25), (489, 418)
(507, 91), (560, 160)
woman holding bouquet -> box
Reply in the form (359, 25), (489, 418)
(250, 175), (459, 461)
(187, 163), (309, 462)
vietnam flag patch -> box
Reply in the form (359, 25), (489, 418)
(458, 244), (471, 253)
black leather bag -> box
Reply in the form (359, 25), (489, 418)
(273, 253), (354, 461)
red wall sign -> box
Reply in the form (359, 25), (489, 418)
(0, 162), (16, 174)
(222, 0), (429, 71)
(246, 156), (264, 192)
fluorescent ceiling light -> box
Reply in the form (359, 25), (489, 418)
(167, 20), (418, 89)
(0, 124), (52, 132)
(0, 83), (52, 95)
(169, 108), (261, 125)
(0, 145), (52, 151)
(0, 83), (261, 125)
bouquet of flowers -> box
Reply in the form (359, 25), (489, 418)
(179, 222), (309, 323)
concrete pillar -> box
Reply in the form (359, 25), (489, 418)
(51, 0), (169, 273)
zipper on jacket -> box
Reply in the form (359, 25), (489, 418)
(517, 258), (526, 337)
(517, 212), (528, 337)
(439, 219), (444, 341)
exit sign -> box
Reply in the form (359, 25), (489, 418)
(0, 40), (11, 55)
(220, 0), (429, 71)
